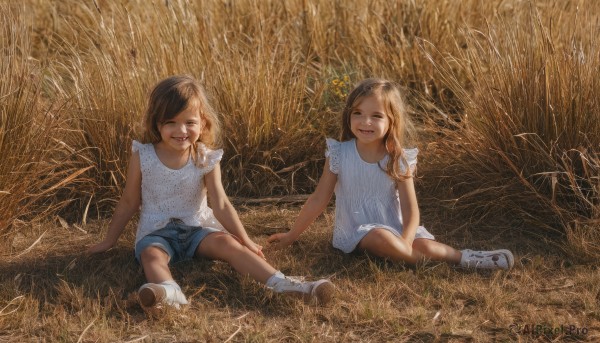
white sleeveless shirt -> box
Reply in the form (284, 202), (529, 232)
(132, 140), (224, 244)
(326, 138), (435, 253)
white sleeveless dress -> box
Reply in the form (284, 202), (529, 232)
(132, 140), (225, 244)
(326, 138), (435, 253)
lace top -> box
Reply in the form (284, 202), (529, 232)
(132, 140), (225, 244)
(325, 138), (434, 253)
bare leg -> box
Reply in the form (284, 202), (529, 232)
(140, 246), (174, 283)
(196, 232), (276, 283)
(412, 238), (462, 264)
(138, 246), (186, 307)
(357, 229), (463, 265)
(357, 228), (423, 264)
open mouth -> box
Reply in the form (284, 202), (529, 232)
(173, 137), (188, 142)
(358, 129), (374, 134)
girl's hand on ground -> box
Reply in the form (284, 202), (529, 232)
(266, 232), (295, 250)
(86, 240), (114, 255)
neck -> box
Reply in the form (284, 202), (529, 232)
(354, 139), (387, 163)
(154, 142), (191, 169)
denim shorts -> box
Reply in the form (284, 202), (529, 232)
(135, 219), (222, 264)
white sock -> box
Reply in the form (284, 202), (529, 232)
(160, 280), (189, 305)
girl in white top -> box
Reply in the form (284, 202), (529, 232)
(268, 78), (514, 270)
(87, 75), (333, 308)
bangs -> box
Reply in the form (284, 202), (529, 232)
(158, 90), (200, 123)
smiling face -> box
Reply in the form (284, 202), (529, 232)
(157, 105), (204, 154)
(349, 94), (390, 146)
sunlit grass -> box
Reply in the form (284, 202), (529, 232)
(421, 5), (600, 261)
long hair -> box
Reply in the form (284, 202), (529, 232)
(341, 78), (415, 182)
(143, 75), (221, 166)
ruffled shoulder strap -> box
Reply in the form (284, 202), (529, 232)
(132, 140), (144, 153)
(325, 138), (341, 174)
(197, 143), (223, 173)
(399, 148), (419, 173)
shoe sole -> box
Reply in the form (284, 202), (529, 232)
(311, 280), (335, 305)
(139, 284), (166, 307)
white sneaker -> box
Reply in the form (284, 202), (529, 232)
(460, 249), (514, 270)
(138, 283), (167, 308)
(138, 282), (188, 309)
(270, 276), (335, 304)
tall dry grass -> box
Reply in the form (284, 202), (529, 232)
(1, 0), (598, 255)
(421, 4), (600, 261)
(0, 5), (78, 238)
(33, 0), (489, 202)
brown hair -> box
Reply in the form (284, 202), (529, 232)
(341, 78), (415, 182)
(143, 75), (221, 165)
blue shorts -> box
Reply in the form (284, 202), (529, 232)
(135, 219), (222, 264)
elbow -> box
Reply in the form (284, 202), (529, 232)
(121, 196), (141, 214)
(212, 198), (233, 215)
(307, 193), (331, 213)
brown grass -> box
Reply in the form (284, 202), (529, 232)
(2, 207), (599, 342)
(419, 3), (600, 262)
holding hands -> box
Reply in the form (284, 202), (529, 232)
(267, 231), (297, 250)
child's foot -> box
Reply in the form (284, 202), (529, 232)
(270, 276), (335, 304)
(138, 283), (166, 307)
(460, 249), (514, 270)
(138, 282), (188, 309)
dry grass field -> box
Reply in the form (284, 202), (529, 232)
(1, 0), (599, 341)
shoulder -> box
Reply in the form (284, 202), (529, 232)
(402, 148), (419, 162)
(131, 139), (145, 152)
(325, 138), (347, 174)
(131, 140), (154, 153)
(196, 142), (223, 171)
(325, 137), (341, 155)
(327, 138), (355, 147)
(325, 137), (340, 146)
(399, 147), (419, 171)
(325, 138), (355, 152)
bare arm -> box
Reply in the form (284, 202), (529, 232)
(87, 151), (142, 254)
(267, 158), (337, 249)
(397, 175), (420, 246)
(204, 163), (264, 257)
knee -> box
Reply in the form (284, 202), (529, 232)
(367, 229), (392, 245)
(364, 229), (411, 256)
(412, 239), (434, 256)
(140, 246), (168, 263)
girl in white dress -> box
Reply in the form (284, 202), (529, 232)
(87, 75), (333, 308)
(268, 78), (514, 270)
